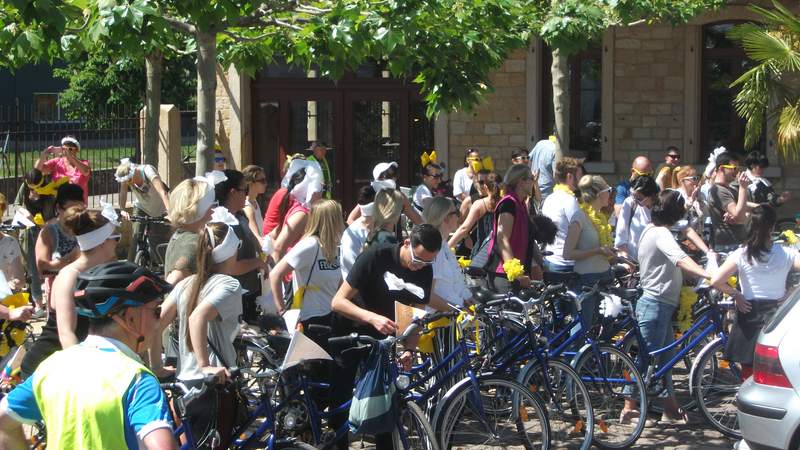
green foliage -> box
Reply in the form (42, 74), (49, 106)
(730, 0), (800, 159)
(52, 51), (196, 127)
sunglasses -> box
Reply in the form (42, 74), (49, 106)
(632, 168), (652, 177)
(409, 244), (434, 266)
(600, 186), (613, 194)
(680, 176), (699, 183)
(477, 179), (487, 185)
(253, 177), (267, 184)
(515, 156), (529, 161)
(719, 164), (741, 171)
(108, 234), (121, 242)
(214, 157), (226, 163)
(426, 173), (443, 179)
(667, 154), (680, 159)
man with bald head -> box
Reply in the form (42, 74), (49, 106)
(614, 155), (653, 217)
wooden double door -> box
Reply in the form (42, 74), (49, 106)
(252, 79), (433, 210)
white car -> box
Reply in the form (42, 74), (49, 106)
(737, 288), (800, 450)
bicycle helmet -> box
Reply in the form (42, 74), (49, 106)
(74, 261), (172, 319)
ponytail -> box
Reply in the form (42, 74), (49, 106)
(184, 222), (228, 352)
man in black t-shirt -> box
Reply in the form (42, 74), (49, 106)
(329, 224), (446, 450)
(707, 153), (751, 251)
(332, 223), (448, 338)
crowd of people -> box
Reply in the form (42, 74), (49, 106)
(0, 134), (794, 449)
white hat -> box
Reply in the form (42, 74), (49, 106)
(372, 162), (398, 181)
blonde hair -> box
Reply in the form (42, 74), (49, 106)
(578, 175), (610, 204)
(0, 193), (7, 218)
(368, 189), (404, 243)
(168, 179), (209, 227)
(303, 199), (344, 263)
(62, 206), (109, 236)
(114, 160), (135, 180)
(672, 165), (697, 188)
(424, 197), (454, 229)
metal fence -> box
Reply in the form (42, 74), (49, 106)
(0, 104), (142, 209)
(180, 110), (196, 178)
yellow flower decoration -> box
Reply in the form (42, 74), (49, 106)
(579, 202), (614, 249)
(783, 230), (798, 245)
(503, 258), (524, 281)
(421, 150), (437, 167)
(553, 183), (574, 196)
(727, 276), (738, 288)
(457, 256), (472, 269)
(33, 213), (44, 226)
(548, 135), (557, 143)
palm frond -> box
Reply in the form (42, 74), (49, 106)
(778, 101), (800, 159)
(738, 27), (800, 72)
(749, 1), (800, 36)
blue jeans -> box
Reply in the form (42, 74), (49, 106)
(635, 296), (677, 396)
(571, 270), (612, 333)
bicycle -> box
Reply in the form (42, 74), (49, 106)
(129, 215), (169, 274)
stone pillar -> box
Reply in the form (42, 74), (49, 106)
(157, 105), (182, 189)
(215, 65), (251, 170)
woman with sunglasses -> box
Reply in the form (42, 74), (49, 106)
(21, 205), (121, 378)
(412, 163), (443, 215)
(671, 165), (713, 256)
(745, 151), (791, 208)
(562, 175), (615, 329)
(34, 135), (91, 204)
(449, 171), (501, 254)
(242, 165), (268, 247)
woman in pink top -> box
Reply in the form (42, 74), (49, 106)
(35, 136), (91, 204)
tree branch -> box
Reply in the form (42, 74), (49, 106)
(295, 4), (331, 14)
(270, 18), (303, 31)
(220, 29), (274, 42)
(162, 15), (196, 34)
(65, 13), (91, 33)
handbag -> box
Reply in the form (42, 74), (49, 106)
(348, 340), (397, 435)
(286, 241), (320, 310)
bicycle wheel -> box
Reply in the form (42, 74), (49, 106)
(438, 376), (550, 450)
(393, 401), (440, 450)
(134, 248), (150, 271)
(518, 359), (593, 450)
(690, 337), (742, 438)
(573, 344), (646, 450)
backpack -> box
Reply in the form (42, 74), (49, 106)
(348, 340), (397, 435)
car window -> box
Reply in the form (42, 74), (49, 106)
(764, 285), (800, 334)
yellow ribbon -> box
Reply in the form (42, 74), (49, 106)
(548, 135), (557, 143)
(0, 293), (30, 352)
(457, 256), (471, 269)
(469, 156), (494, 173)
(421, 150), (437, 167)
(782, 230), (798, 245)
(33, 214), (44, 226)
(33, 176), (69, 197)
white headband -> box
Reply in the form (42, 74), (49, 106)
(282, 159), (324, 207)
(115, 158), (136, 183)
(704, 146), (727, 178)
(207, 225), (241, 263)
(371, 179), (396, 193)
(359, 202), (375, 217)
(77, 202), (120, 251)
(187, 175), (219, 224)
(203, 170), (228, 186)
(61, 136), (80, 151)
(210, 206), (240, 226)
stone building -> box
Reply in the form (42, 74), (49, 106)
(214, 2), (800, 213)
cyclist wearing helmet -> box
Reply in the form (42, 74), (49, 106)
(0, 261), (175, 450)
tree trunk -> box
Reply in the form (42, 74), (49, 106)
(142, 50), (162, 166)
(551, 47), (569, 161)
(196, 31), (217, 176)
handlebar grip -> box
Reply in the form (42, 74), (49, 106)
(328, 333), (359, 347)
(307, 324), (332, 335)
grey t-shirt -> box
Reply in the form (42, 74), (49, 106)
(129, 164), (167, 217)
(637, 225), (688, 306)
(164, 229), (198, 274)
(573, 210), (611, 275)
(174, 274), (243, 381)
(528, 139), (556, 196)
(707, 184), (746, 248)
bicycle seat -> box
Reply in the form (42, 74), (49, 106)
(543, 271), (578, 284)
(473, 287), (507, 303)
(464, 267), (487, 278)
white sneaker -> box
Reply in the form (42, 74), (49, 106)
(733, 439), (751, 450)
